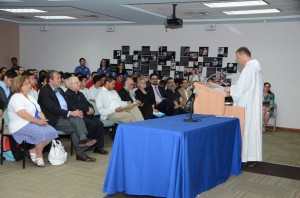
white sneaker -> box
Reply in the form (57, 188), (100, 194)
(36, 158), (45, 167)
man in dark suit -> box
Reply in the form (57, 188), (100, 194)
(146, 73), (175, 116)
(38, 70), (97, 162)
(64, 76), (108, 155)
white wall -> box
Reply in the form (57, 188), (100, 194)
(19, 21), (300, 129)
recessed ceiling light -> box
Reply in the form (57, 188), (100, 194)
(204, 1), (268, 8)
(223, 9), (281, 15)
(0, 8), (47, 13)
(35, 16), (77, 19)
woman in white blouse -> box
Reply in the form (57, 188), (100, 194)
(8, 75), (58, 167)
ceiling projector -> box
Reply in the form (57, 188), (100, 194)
(165, 4), (183, 29)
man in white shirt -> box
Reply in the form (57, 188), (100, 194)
(225, 47), (263, 167)
(89, 75), (102, 102)
(96, 76), (144, 123)
(78, 75), (91, 100)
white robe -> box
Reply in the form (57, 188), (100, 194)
(230, 59), (263, 162)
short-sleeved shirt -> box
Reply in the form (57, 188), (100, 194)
(74, 66), (91, 78)
(8, 93), (41, 133)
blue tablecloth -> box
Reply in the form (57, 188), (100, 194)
(103, 114), (241, 198)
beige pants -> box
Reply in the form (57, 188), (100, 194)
(107, 106), (144, 123)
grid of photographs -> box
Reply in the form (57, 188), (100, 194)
(111, 46), (233, 81)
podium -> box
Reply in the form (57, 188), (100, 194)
(193, 82), (245, 135)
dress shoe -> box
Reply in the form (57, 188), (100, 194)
(78, 139), (97, 147)
(93, 147), (109, 155)
(242, 162), (256, 167)
(76, 154), (96, 162)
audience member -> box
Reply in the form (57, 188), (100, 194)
(10, 57), (19, 70)
(78, 75), (91, 100)
(189, 68), (201, 85)
(74, 58), (91, 78)
(65, 77), (108, 155)
(135, 77), (156, 120)
(0, 70), (17, 109)
(117, 77), (140, 104)
(60, 72), (71, 92)
(97, 59), (110, 76)
(0, 67), (7, 79)
(89, 75), (102, 102)
(146, 73), (175, 116)
(86, 71), (98, 89)
(158, 79), (166, 89)
(177, 79), (192, 108)
(38, 70), (97, 162)
(114, 62), (129, 79)
(8, 75), (58, 167)
(165, 78), (185, 114)
(37, 75), (47, 91)
(262, 82), (275, 132)
(114, 73), (124, 92)
(96, 75), (144, 123)
(25, 71), (38, 100)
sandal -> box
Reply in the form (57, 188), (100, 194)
(29, 153), (37, 165)
(36, 158), (45, 167)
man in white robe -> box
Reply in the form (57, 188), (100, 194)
(225, 47), (263, 167)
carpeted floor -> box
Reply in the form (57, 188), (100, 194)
(1, 131), (300, 198)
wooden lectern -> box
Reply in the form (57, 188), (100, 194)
(193, 82), (245, 135)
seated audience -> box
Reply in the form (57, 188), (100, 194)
(0, 70), (17, 110)
(135, 77), (157, 120)
(37, 75), (47, 91)
(177, 79), (192, 108)
(165, 77), (185, 114)
(65, 77), (108, 155)
(78, 75), (91, 100)
(89, 75), (102, 102)
(97, 59), (110, 76)
(189, 68), (202, 84)
(114, 73), (125, 92)
(262, 82), (275, 132)
(38, 70), (97, 162)
(96, 75), (144, 123)
(158, 79), (166, 89)
(8, 75), (58, 167)
(146, 73), (175, 116)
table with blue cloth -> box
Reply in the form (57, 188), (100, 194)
(103, 114), (241, 198)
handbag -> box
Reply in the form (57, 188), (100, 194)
(48, 140), (68, 165)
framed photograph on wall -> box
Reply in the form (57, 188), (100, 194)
(158, 46), (167, 55)
(199, 47), (209, 57)
(180, 46), (190, 56)
(149, 60), (158, 70)
(125, 55), (133, 64)
(141, 55), (150, 64)
(227, 63), (237, 73)
(113, 50), (121, 59)
(140, 65), (150, 76)
(150, 51), (158, 61)
(133, 60), (141, 70)
(180, 56), (189, 66)
(133, 51), (141, 60)
(189, 52), (199, 61)
(142, 46), (150, 55)
(122, 46), (130, 55)
(217, 47), (228, 57)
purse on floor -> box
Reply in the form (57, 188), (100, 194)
(48, 140), (68, 165)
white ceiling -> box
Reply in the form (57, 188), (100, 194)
(0, 0), (299, 25)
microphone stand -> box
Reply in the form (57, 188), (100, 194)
(183, 92), (198, 122)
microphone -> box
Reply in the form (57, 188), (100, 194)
(185, 88), (197, 104)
